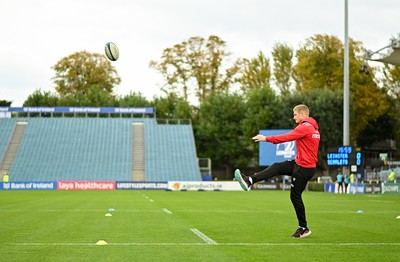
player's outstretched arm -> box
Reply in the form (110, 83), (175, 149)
(252, 134), (266, 142)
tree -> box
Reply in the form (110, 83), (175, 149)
(52, 51), (121, 97)
(241, 86), (278, 155)
(293, 34), (343, 91)
(151, 92), (193, 119)
(379, 63), (400, 144)
(272, 43), (294, 95)
(194, 92), (250, 178)
(24, 89), (59, 106)
(0, 100), (13, 106)
(57, 86), (118, 107)
(237, 51), (271, 93)
(381, 63), (400, 99)
(349, 66), (389, 142)
(357, 113), (397, 149)
(118, 92), (150, 107)
(149, 35), (240, 105)
(293, 34), (389, 143)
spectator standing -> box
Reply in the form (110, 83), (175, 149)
(349, 173), (355, 184)
(388, 170), (396, 182)
(344, 175), (350, 193)
(336, 171), (344, 193)
(3, 172), (9, 182)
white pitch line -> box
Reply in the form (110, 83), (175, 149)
(0, 209), (396, 214)
(0, 209), (163, 212)
(162, 208), (173, 215)
(190, 228), (217, 245)
(141, 194), (154, 203)
(13, 242), (400, 247)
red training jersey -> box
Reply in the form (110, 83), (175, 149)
(266, 117), (320, 168)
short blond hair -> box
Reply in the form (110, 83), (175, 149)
(293, 104), (309, 116)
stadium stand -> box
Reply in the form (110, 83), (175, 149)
(9, 118), (132, 181)
(144, 119), (201, 181)
(0, 118), (17, 161)
(0, 117), (201, 182)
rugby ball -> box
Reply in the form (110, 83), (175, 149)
(105, 42), (119, 61)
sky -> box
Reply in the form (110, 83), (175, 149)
(0, 0), (399, 106)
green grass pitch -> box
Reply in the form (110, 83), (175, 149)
(0, 190), (399, 261)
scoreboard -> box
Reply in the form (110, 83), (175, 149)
(327, 146), (362, 166)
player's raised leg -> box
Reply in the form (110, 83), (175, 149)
(234, 169), (252, 191)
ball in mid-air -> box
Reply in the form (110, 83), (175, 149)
(105, 42), (119, 61)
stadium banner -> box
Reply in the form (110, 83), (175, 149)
(57, 181), (116, 190)
(116, 182), (168, 190)
(324, 183), (378, 194)
(324, 183), (336, 193)
(0, 182), (56, 190)
(348, 184), (366, 194)
(381, 183), (400, 194)
(167, 181), (242, 191)
(259, 129), (296, 166)
(0, 107), (154, 114)
(364, 184), (381, 194)
(252, 182), (281, 190)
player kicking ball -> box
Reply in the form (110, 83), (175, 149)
(235, 104), (320, 239)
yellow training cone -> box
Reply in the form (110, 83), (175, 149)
(105, 213), (112, 217)
(396, 215), (400, 219)
(96, 240), (108, 245)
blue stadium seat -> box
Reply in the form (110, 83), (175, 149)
(0, 118), (17, 160)
(6, 117), (201, 182)
(144, 120), (201, 181)
(9, 118), (132, 181)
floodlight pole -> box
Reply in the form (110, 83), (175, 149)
(344, 0), (350, 146)
(343, 0), (350, 177)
